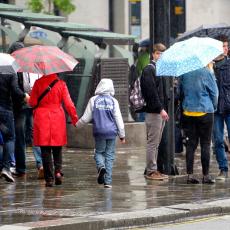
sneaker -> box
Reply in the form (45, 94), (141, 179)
(157, 171), (169, 179)
(55, 172), (63, 185)
(37, 167), (44, 180)
(10, 167), (16, 174)
(97, 167), (106, 184)
(1, 168), (15, 183)
(202, 175), (215, 184)
(144, 171), (165, 180)
(104, 184), (112, 188)
(187, 175), (199, 184)
(216, 170), (228, 180)
(12, 171), (26, 178)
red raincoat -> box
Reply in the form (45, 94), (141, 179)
(29, 74), (78, 146)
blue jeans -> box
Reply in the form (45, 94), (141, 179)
(0, 107), (15, 171)
(33, 146), (42, 169)
(213, 113), (230, 172)
(94, 138), (116, 185)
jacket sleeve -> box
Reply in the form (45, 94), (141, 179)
(61, 81), (78, 125)
(206, 71), (219, 111)
(75, 98), (94, 128)
(141, 66), (164, 113)
(113, 99), (125, 138)
(10, 73), (25, 101)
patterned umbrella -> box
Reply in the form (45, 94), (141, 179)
(156, 37), (223, 77)
(0, 53), (19, 74)
(11, 45), (78, 75)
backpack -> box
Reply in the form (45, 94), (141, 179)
(129, 76), (146, 112)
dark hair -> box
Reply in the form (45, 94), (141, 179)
(215, 34), (228, 43)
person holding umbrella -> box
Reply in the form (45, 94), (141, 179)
(12, 45), (79, 187)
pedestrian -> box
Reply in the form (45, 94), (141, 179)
(213, 34), (230, 180)
(76, 78), (125, 188)
(0, 70), (29, 183)
(180, 66), (218, 184)
(28, 73), (78, 187)
(140, 43), (169, 180)
(8, 42), (44, 179)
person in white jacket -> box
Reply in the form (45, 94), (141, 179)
(76, 78), (125, 188)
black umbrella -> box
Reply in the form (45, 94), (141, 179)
(175, 23), (230, 42)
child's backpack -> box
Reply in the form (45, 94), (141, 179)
(129, 76), (146, 112)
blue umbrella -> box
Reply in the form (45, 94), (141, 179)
(156, 37), (223, 77)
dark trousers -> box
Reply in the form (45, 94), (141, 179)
(182, 113), (213, 176)
(40, 146), (62, 182)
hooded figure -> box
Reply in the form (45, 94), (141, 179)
(76, 78), (125, 188)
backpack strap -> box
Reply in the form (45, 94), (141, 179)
(33, 79), (59, 109)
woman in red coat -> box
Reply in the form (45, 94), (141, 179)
(29, 73), (78, 187)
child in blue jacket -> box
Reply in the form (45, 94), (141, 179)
(76, 79), (125, 188)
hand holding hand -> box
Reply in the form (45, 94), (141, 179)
(24, 93), (30, 103)
(120, 138), (126, 144)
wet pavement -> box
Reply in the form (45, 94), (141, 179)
(0, 147), (230, 228)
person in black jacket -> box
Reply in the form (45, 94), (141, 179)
(213, 35), (230, 181)
(0, 71), (29, 182)
(140, 43), (169, 180)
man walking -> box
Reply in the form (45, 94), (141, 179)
(140, 43), (169, 180)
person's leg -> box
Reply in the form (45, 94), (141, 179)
(145, 113), (165, 175)
(52, 146), (62, 185)
(40, 146), (53, 186)
(94, 137), (107, 184)
(198, 113), (213, 177)
(182, 115), (199, 183)
(14, 110), (26, 174)
(25, 108), (33, 146)
(213, 113), (228, 172)
(104, 139), (116, 186)
(33, 146), (42, 169)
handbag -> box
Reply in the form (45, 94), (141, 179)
(33, 79), (59, 109)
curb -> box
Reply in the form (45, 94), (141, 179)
(2, 199), (230, 230)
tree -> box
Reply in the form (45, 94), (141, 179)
(27, 0), (76, 15)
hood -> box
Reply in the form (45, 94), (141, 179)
(95, 78), (115, 96)
(8, 41), (24, 54)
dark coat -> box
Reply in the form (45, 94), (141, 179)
(214, 57), (230, 114)
(140, 61), (164, 113)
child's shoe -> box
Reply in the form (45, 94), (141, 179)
(104, 184), (112, 189)
(97, 167), (106, 184)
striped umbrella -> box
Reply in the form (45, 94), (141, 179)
(11, 45), (78, 75)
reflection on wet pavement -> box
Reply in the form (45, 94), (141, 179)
(0, 147), (229, 225)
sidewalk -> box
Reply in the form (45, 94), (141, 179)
(0, 147), (230, 229)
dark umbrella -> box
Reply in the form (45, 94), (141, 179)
(176, 23), (230, 42)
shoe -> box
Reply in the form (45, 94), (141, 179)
(144, 171), (165, 180)
(10, 167), (16, 174)
(187, 175), (199, 184)
(157, 171), (169, 179)
(12, 171), (26, 178)
(97, 167), (106, 184)
(216, 170), (228, 180)
(104, 184), (112, 188)
(37, 167), (44, 180)
(202, 175), (215, 184)
(45, 181), (53, 187)
(1, 168), (15, 183)
(55, 172), (63, 185)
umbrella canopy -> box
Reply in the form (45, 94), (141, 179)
(156, 37), (223, 77)
(176, 23), (230, 42)
(0, 53), (19, 74)
(11, 45), (78, 75)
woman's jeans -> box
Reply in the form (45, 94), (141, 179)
(182, 113), (213, 176)
(213, 113), (230, 172)
(40, 146), (62, 182)
(0, 107), (15, 171)
(94, 138), (116, 185)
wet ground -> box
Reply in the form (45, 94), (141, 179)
(0, 147), (230, 226)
